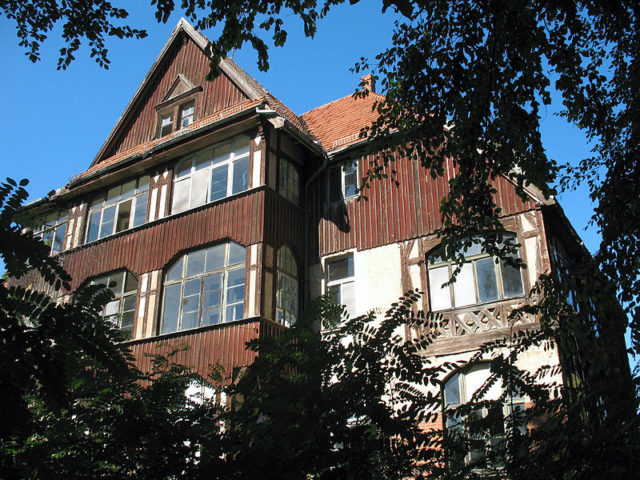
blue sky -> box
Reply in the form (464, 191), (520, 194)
(0, 2), (597, 252)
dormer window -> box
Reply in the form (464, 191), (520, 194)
(155, 74), (202, 138)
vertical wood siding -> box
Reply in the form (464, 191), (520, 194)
(104, 35), (249, 159)
(124, 319), (263, 380)
(62, 189), (266, 290)
(311, 155), (538, 258)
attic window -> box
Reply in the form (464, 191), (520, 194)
(155, 74), (202, 138)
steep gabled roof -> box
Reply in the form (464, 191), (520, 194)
(300, 92), (385, 153)
(86, 18), (317, 178)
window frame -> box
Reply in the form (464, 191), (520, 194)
(170, 135), (251, 215)
(325, 253), (356, 318)
(85, 175), (150, 244)
(427, 236), (525, 311)
(278, 157), (300, 205)
(443, 363), (527, 471)
(276, 245), (299, 326)
(160, 242), (247, 334)
(35, 209), (68, 255)
(90, 270), (138, 335)
(328, 160), (358, 203)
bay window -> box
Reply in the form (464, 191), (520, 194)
(160, 242), (246, 334)
(427, 235), (524, 311)
(86, 176), (149, 243)
(171, 135), (250, 214)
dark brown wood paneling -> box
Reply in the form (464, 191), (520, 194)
(311, 155), (538, 258)
(105, 35), (250, 159)
(263, 189), (305, 256)
(124, 319), (262, 381)
(62, 189), (266, 289)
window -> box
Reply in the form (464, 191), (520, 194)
(160, 242), (246, 334)
(159, 113), (174, 137)
(91, 271), (138, 335)
(276, 246), (298, 326)
(179, 103), (194, 128)
(171, 135), (250, 214)
(278, 158), (300, 205)
(35, 210), (68, 255)
(443, 363), (526, 471)
(427, 236), (524, 311)
(326, 254), (355, 318)
(329, 160), (358, 203)
(86, 176), (150, 243)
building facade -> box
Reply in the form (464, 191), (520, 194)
(23, 20), (600, 439)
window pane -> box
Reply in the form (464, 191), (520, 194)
(108, 272), (123, 295)
(104, 299), (120, 318)
(428, 266), (452, 311)
(175, 158), (192, 178)
(124, 272), (138, 293)
(132, 192), (148, 227)
(343, 163), (358, 198)
(213, 143), (231, 164)
(183, 278), (201, 298)
(228, 243), (246, 265)
(202, 307), (221, 326)
(190, 169), (210, 209)
(210, 164), (228, 202)
(232, 157), (249, 194)
(227, 268), (245, 287)
(227, 285), (245, 303)
(501, 260), (524, 298)
(328, 285), (340, 304)
(172, 178), (190, 214)
(186, 250), (206, 277)
(205, 244), (226, 271)
(98, 205), (115, 239)
(121, 311), (135, 329)
(452, 262), (477, 307)
(123, 294), (136, 312)
(115, 199), (132, 233)
(327, 256), (353, 282)
(137, 175), (150, 192)
(52, 223), (66, 254)
(195, 148), (211, 170)
(444, 373), (461, 407)
(161, 283), (181, 334)
(234, 135), (250, 156)
(106, 185), (122, 204)
(341, 281), (356, 317)
(225, 303), (243, 322)
(166, 257), (184, 282)
(120, 180), (136, 199)
(476, 257), (499, 303)
(181, 311), (199, 330)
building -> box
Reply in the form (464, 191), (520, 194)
(22, 19), (625, 459)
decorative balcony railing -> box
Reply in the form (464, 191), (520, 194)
(415, 298), (537, 342)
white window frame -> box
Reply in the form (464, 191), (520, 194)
(85, 176), (150, 243)
(443, 363), (526, 471)
(427, 236), (524, 311)
(179, 103), (195, 129)
(35, 210), (68, 255)
(278, 158), (300, 205)
(158, 113), (174, 137)
(90, 271), (138, 335)
(171, 135), (251, 215)
(329, 160), (358, 203)
(160, 242), (246, 334)
(325, 253), (356, 318)
(276, 245), (298, 326)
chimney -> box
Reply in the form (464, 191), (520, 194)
(361, 73), (376, 93)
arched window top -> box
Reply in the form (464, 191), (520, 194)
(161, 242), (246, 334)
(277, 245), (297, 277)
(427, 233), (523, 311)
(89, 270), (138, 335)
(172, 135), (251, 214)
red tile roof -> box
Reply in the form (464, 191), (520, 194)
(300, 92), (385, 152)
